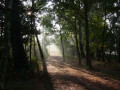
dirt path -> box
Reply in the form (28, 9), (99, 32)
(46, 56), (120, 90)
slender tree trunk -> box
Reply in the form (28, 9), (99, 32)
(71, 34), (75, 60)
(34, 38), (36, 56)
(31, 0), (37, 58)
(31, 0), (46, 71)
(29, 0), (35, 64)
(102, 0), (107, 62)
(36, 35), (47, 72)
(1, 14), (4, 37)
(60, 29), (65, 62)
(29, 14), (33, 64)
(72, 46), (75, 60)
(29, 4), (34, 64)
(96, 47), (100, 61)
(0, 10), (4, 37)
(114, 40), (117, 62)
(36, 35), (44, 59)
(118, 42), (120, 63)
(29, 36), (32, 64)
(84, 0), (92, 68)
(78, 0), (85, 58)
(75, 17), (81, 65)
(79, 22), (85, 58)
(109, 47), (112, 60)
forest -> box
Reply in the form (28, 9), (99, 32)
(0, 0), (120, 90)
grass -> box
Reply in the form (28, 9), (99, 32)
(93, 61), (120, 80)
(65, 55), (78, 61)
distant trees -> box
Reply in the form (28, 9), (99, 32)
(51, 0), (120, 68)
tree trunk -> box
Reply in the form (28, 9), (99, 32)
(29, 0), (35, 64)
(0, 0), (12, 89)
(0, 11), (4, 37)
(118, 42), (120, 63)
(84, 0), (92, 68)
(104, 52), (111, 63)
(109, 47), (112, 60)
(29, 14), (33, 64)
(75, 17), (81, 65)
(11, 0), (28, 70)
(96, 48), (100, 61)
(102, 0), (107, 62)
(72, 46), (75, 60)
(31, 0), (46, 71)
(29, 36), (32, 64)
(60, 29), (65, 62)
(34, 38), (36, 57)
(79, 22), (85, 58)
(36, 35), (47, 72)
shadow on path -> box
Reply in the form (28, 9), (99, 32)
(49, 56), (120, 84)
(5, 60), (54, 90)
(46, 56), (120, 90)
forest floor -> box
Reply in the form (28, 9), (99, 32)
(5, 55), (120, 90)
(47, 56), (120, 90)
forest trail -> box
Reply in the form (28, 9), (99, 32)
(46, 56), (120, 90)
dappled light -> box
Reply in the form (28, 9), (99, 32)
(0, 0), (120, 90)
(47, 57), (120, 90)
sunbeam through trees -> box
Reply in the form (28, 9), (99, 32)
(0, 0), (120, 90)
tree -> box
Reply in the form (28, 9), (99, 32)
(84, 0), (92, 68)
(11, 0), (28, 69)
(0, 0), (12, 89)
(59, 26), (65, 61)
